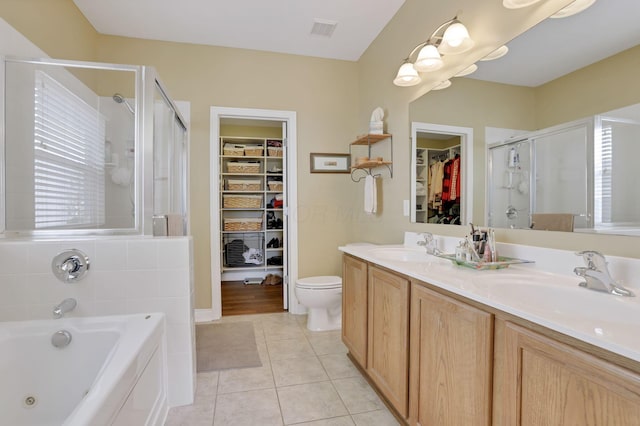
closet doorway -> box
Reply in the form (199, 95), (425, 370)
(210, 107), (301, 319)
(410, 122), (473, 226)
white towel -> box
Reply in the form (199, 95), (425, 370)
(364, 175), (377, 214)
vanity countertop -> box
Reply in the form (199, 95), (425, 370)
(339, 241), (640, 364)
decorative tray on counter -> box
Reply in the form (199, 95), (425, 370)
(435, 253), (535, 270)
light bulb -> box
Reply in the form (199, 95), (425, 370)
(414, 44), (443, 72)
(443, 23), (469, 47)
(393, 62), (421, 87)
(439, 22), (474, 55)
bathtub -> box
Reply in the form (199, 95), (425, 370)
(0, 313), (167, 426)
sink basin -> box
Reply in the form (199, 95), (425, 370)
(368, 247), (429, 262)
(470, 272), (640, 340)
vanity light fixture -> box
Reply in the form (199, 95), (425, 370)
(454, 64), (477, 77)
(393, 61), (422, 86)
(393, 17), (474, 87)
(480, 45), (509, 61)
(550, 0), (596, 18)
(502, 0), (543, 9)
(415, 44), (443, 72)
(432, 80), (452, 90)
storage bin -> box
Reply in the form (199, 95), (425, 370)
(223, 233), (264, 267)
(227, 161), (260, 174)
(223, 194), (262, 208)
(223, 143), (245, 156)
(267, 181), (283, 191)
(268, 147), (283, 157)
(244, 146), (264, 156)
(224, 218), (263, 231)
(227, 179), (261, 191)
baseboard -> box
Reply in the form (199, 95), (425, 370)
(195, 309), (219, 323)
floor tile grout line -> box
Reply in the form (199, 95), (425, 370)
(263, 320), (287, 426)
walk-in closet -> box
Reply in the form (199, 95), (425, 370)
(210, 108), (298, 318)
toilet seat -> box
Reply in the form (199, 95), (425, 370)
(296, 275), (342, 290)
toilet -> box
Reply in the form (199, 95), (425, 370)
(295, 276), (342, 331)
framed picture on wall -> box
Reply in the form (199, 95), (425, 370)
(310, 153), (351, 173)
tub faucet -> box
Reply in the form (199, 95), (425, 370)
(53, 298), (77, 319)
(573, 251), (635, 297)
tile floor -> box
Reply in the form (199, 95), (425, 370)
(164, 312), (399, 426)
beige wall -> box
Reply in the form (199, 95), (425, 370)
(535, 44), (640, 128)
(95, 38), (361, 308)
(1, 1), (361, 309)
(355, 0), (640, 257)
(2, 0), (640, 312)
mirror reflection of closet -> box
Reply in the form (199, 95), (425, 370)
(410, 122), (473, 225)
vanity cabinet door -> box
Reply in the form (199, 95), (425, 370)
(499, 321), (640, 426)
(342, 255), (368, 368)
(409, 283), (493, 426)
(367, 266), (410, 418)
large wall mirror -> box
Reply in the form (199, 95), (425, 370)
(409, 0), (640, 237)
(2, 57), (141, 235)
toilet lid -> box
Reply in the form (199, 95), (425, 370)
(296, 275), (342, 289)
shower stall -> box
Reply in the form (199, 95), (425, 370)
(0, 56), (188, 236)
(488, 121), (590, 230)
(488, 113), (640, 233)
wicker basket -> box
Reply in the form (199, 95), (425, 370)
(224, 218), (263, 231)
(244, 146), (264, 156)
(223, 194), (262, 208)
(268, 147), (283, 157)
(223, 144), (245, 156)
(227, 179), (261, 191)
(227, 161), (260, 174)
(267, 181), (283, 191)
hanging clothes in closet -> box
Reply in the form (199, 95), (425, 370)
(427, 154), (461, 224)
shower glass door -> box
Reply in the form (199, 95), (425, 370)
(153, 80), (188, 235)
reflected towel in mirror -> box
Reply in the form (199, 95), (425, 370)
(531, 213), (574, 232)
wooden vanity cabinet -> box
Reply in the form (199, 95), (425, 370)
(341, 254), (640, 426)
(367, 266), (410, 418)
(409, 283), (494, 426)
(342, 255), (369, 367)
(494, 320), (640, 426)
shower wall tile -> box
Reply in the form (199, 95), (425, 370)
(0, 244), (28, 275)
(0, 236), (195, 407)
(94, 239), (128, 271)
(127, 238), (158, 270)
(157, 238), (190, 270)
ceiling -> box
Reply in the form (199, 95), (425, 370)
(72, 0), (639, 86)
(72, 0), (405, 61)
(469, 0), (640, 87)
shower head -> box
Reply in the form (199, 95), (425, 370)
(112, 93), (135, 115)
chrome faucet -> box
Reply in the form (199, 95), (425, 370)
(573, 251), (635, 297)
(417, 232), (441, 255)
(53, 298), (77, 319)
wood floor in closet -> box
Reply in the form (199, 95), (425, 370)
(221, 281), (285, 316)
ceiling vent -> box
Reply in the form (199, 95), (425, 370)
(310, 19), (338, 37)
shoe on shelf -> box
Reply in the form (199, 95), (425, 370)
(267, 237), (280, 248)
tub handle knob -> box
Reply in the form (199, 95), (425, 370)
(52, 249), (90, 283)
